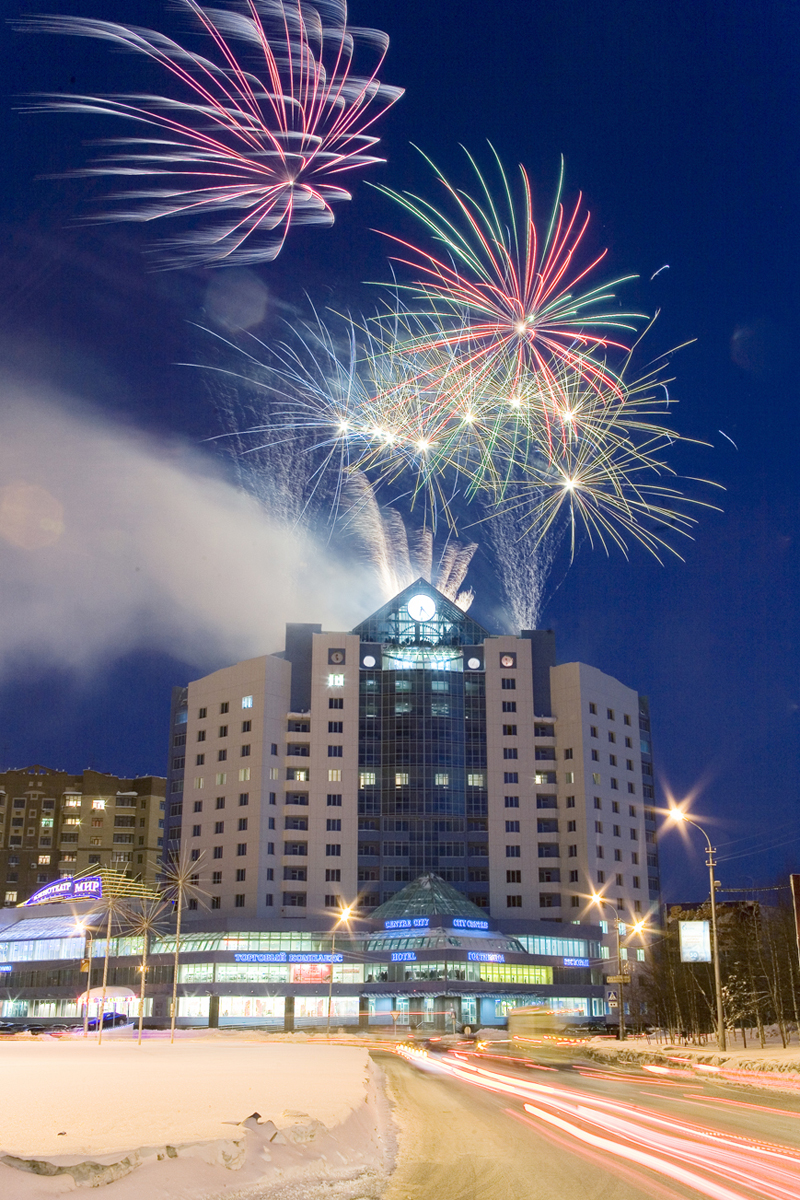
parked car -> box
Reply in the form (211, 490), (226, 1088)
(86, 1012), (132, 1030)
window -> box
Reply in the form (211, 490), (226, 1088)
(327, 818), (341, 831)
(191, 849), (200, 861)
(607, 708), (614, 720)
(328, 745), (343, 757)
(564, 748), (573, 760)
(539, 867), (561, 882)
(4, 891), (18, 904)
(328, 721), (343, 733)
(506, 869), (522, 883)
(596, 845), (604, 858)
(626, 759), (634, 772)
(238, 817), (248, 831)
(193, 800), (203, 813)
(211, 896), (221, 910)
(240, 744), (251, 758)
(238, 769), (250, 782)
(435, 773), (449, 786)
(568, 844), (577, 857)
(239, 793), (249, 806)
(38, 854), (50, 865)
(242, 695), (253, 709)
(501, 678), (516, 690)
(590, 726), (598, 738)
(198, 707), (207, 719)
(236, 842), (247, 856)
(537, 818), (558, 833)
(592, 797), (601, 810)
(234, 893), (245, 908)
(507, 895), (522, 908)
(630, 828), (638, 840)
(395, 772), (409, 786)
(213, 846), (223, 859)
(192, 824), (201, 837)
(216, 748), (228, 763)
(327, 793), (342, 807)
(220, 702), (229, 714)
(467, 773), (485, 787)
(540, 893), (561, 907)
(502, 701), (517, 712)
(589, 702), (597, 714)
(211, 870), (222, 885)
(566, 796), (575, 808)
(506, 845), (521, 858)
(504, 772), (519, 783)
(213, 773), (226, 786)
(624, 713), (631, 726)
(591, 749), (599, 761)
(194, 754), (205, 766)
(329, 697), (343, 709)
(268, 818), (275, 829)
(631, 852), (639, 864)
(505, 820), (520, 833)
(615, 873), (624, 886)
(505, 796), (519, 808)
(360, 771), (376, 787)
(241, 721), (251, 734)
(538, 844), (560, 858)
(613, 824), (620, 837)
(592, 773), (601, 785)
(265, 893), (274, 906)
(569, 869), (579, 882)
(326, 868), (341, 882)
(327, 769), (342, 782)
(625, 737), (632, 749)
(503, 724), (518, 736)
(503, 748), (518, 760)
(612, 801), (620, 813)
(632, 875), (640, 888)
(609, 754), (617, 766)
(328, 673), (344, 687)
(567, 820), (576, 832)
(608, 731), (616, 744)
(215, 796), (225, 810)
(326, 844), (341, 856)
(596, 870), (605, 883)
(267, 843), (274, 855)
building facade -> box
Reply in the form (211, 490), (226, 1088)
(162, 580), (660, 968)
(0, 768), (166, 906)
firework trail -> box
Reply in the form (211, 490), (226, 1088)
(18, 1), (402, 266)
(373, 148), (643, 429)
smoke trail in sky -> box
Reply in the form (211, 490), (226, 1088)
(0, 384), (377, 675)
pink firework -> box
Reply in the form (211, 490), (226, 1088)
(375, 150), (643, 413)
(21, 1), (403, 265)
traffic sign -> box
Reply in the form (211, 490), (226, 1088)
(607, 990), (618, 1001)
(608, 1001), (619, 1009)
(607, 975), (628, 984)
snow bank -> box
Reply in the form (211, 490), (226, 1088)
(0, 1036), (393, 1197)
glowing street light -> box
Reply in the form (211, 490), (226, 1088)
(668, 807), (726, 1050)
(590, 893), (629, 1041)
(74, 920), (94, 1039)
(326, 904), (353, 1038)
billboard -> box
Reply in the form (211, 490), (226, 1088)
(679, 920), (711, 962)
(23, 876), (103, 906)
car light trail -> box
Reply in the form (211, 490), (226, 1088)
(393, 1044), (800, 1199)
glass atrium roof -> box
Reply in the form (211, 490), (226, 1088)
(370, 873), (493, 923)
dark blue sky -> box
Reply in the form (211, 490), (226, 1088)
(0, 0), (797, 898)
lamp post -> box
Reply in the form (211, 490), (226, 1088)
(591, 894), (627, 1041)
(326, 904), (352, 1038)
(75, 922), (94, 1039)
(669, 809), (726, 1051)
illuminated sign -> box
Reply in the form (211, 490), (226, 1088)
(468, 952), (505, 963)
(0, 965), (12, 973)
(391, 952), (417, 962)
(24, 876), (103, 906)
(233, 952), (344, 964)
(452, 918), (489, 930)
(384, 918), (429, 930)
(563, 957), (591, 968)
(679, 921), (711, 963)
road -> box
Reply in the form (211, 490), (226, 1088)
(373, 1044), (800, 1200)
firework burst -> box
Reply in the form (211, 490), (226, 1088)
(19, 1), (402, 265)
(373, 148), (643, 427)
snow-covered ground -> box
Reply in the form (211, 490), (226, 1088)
(0, 1031), (394, 1198)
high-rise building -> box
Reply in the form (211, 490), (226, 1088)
(0, 767), (166, 906)
(164, 580), (660, 959)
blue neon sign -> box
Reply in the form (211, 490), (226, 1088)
(24, 876), (103, 906)
(233, 952), (343, 964)
(384, 918), (429, 930)
(0, 964), (11, 973)
(391, 952), (417, 962)
(468, 952), (505, 963)
(563, 957), (591, 968)
(452, 918), (489, 930)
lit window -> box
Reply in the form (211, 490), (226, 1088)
(4, 891), (17, 904)
(269, 768), (279, 780)
(242, 695), (253, 709)
(238, 768), (250, 782)
(216, 773), (227, 785)
(65, 798), (81, 808)
(467, 773), (485, 787)
(328, 769), (342, 782)
(435, 773), (449, 786)
(37, 854), (50, 865)
(565, 772), (574, 784)
(395, 773), (409, 786)
(194, 777), (204, 789)
(592, 773), (601, 785)
(360, 772), (376, 787)
(92, 799), (105, 811)
(328, 674), (345, 687)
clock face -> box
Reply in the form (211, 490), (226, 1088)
(407, 594), (436, 622)
(328, 649), (345, 665)
(362, 654), (376, 668)
(500, 654), (516, 668)
(467, 657), (481, 670)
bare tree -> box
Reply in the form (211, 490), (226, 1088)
(160, 849), (208, 1043)
(126, 898), (170, 1046)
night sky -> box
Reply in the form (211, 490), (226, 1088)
(0, 0), (797, 900)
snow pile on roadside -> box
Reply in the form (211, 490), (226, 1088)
(0, 1039), (394, 1198)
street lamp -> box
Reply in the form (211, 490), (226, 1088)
(669, 808), (726, 1051)
(75, 921), (94, 1039)
(325, 904), (353, 1038)
(590, 894), (627, 1041)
